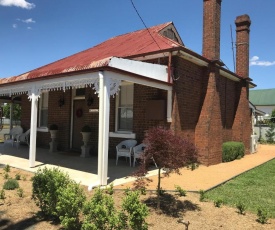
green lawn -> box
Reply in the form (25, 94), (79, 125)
(205, 159), (275, 218)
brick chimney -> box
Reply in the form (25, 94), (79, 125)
(235, 15), (251, 79)
(202, 0), (222, 61)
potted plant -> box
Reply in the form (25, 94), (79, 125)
(49, 124), (58, 139)
(81, 125), (92, 147)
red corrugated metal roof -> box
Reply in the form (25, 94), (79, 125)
(0, 22), (183, 84)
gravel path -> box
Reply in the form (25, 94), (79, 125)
(115, 144), (275, 191)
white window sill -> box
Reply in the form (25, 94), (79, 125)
(37, 127), (49, 132)
(109, 132), (136, 139)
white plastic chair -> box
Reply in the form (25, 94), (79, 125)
(4, 126), (23, 147)
(133, 144), (158, 168)
(116, 140), (137, 166)
(133, 143), (146, 167)
(17, 129), (30, 148)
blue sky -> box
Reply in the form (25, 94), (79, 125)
(0, 0), (274, 89)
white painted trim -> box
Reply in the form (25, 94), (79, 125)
(29, 86), (39, 167)
(109, 57), (168, 83)
(0, 72), (99, 97)
(178, 50), (208, 67)
(220, 69), (241, 82)
(115, 94), (119, 132)
(97, 71), (110, 186)
(70, 91), (74, 149)
(167, 89), (172, 122)
(104, 71), (172, 92)
(115, 81), (134, 132)
(109, 132), (136, 139)
(38, 92), (49, 128)
(133, 50), (209, 67)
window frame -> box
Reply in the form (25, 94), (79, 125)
(37, 91), (49, 132)
(115, 82), (134, 133)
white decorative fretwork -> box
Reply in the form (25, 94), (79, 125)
(0, 73), (121, 99)
(65, 78), (97, 90)
(93, 77), (121, 96)
(0, 86), (32, 97)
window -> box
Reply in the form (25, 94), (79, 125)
(116, 82), (133, 132)
(75, 88), (85, 97)
(39, 92), (48, 128)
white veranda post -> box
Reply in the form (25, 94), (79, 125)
(29, 88), (39, 167)
(98, 71), (111, 185)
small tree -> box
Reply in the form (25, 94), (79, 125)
(270, 109), (275, 123)
(3, 103), (21, 124)
(265, 123), (275, 144)
(134, 127), (198, 209)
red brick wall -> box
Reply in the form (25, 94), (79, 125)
(19, 57), (251, 166)
(203, 0), (222, 60)
(47, 90), (72, 150)
(171, 57), (251, 165)
(108, 84), (168, 157)
(232, 82), (251, 155)
(20, 94), (31, 132)
(170, 56), (207, 143)
(235, 14), (251, 79)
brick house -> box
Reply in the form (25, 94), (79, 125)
(0, 0), (255, 186)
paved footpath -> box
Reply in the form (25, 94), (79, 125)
(115, 144), (275, 192)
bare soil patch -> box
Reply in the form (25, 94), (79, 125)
(0, 167), (274, 230)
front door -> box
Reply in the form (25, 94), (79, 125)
(72, 99), (86, 150)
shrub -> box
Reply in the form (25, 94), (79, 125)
(222, 142), (245, 162)
(82, 188), (125, 230)
(139, 187), (147, 195)
(0, 189), (5, 199)
(56, 182), (86, 230)
(124, 187), (131, 195)
(236, 202), (246, 215)
(15, 173), (21, 180)
(265, 124), (275, 144)
(175, 185), (186, 197)
(199, 190), (206, 202)
(3, 178), (19, 190)
(3, 173), (9, 179)
(17, 188), (24, 198)
(32, 167), (72, 218)
(156, 187), (165, 196)
(214, 199), (223, 208)
(122, 191), (149, 230)
(271, 109), (275, 123)
(3, 164), (10, 173)
(105, 183), (114, 195)
(257, 207), (269, 224)
(133, 177), (149, 195)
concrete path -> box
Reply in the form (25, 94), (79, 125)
(115, 144), (275, 191)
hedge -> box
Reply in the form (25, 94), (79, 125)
(222, 142), (245, 162)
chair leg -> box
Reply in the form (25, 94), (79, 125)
(129, 156), (131, 167)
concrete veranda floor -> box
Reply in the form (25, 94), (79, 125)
(0, 143), (275, 191)
(0, 143), (158, 187)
